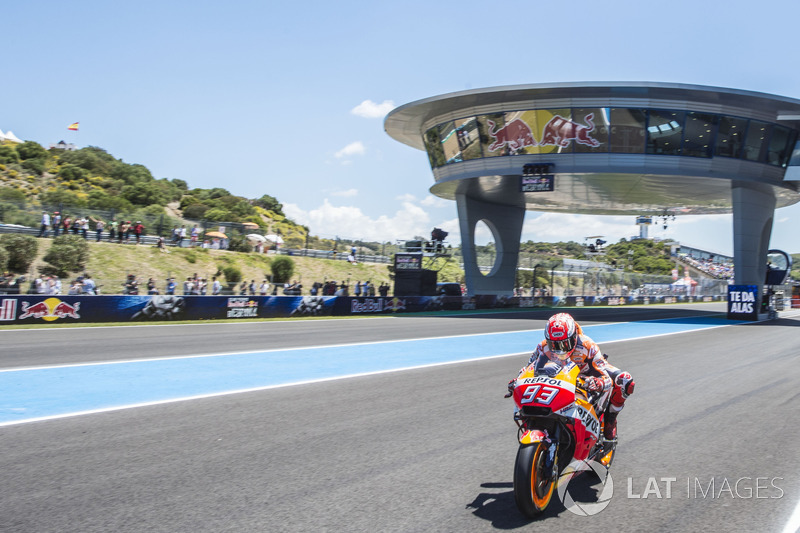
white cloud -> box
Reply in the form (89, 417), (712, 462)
(283, 199), (432, 242)
(395, 193), (417, 202)
(331, 188), (358, 197)
(351, 99), (396, 119)
(421, 195), (449, 208)
(334, 141), (366, 159)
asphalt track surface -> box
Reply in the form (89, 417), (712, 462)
(1, 303), (799, 532)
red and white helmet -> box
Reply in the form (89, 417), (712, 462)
(545, 313), (578, 360)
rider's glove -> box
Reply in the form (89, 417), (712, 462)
(585, 377), (604, 392)
(542, 362), (561, 377)
(504, 378), (516, 398)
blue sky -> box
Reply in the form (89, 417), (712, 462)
(3, 0), (800, 255)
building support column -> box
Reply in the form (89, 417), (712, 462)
(456, 193), (525, 296)
(731, 180), (775, 313)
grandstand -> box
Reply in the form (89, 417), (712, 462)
(676, 244), (734, 280)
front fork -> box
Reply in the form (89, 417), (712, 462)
(516, 416), (560, 480)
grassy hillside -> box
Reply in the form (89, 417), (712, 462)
(24, 239), (394, 294)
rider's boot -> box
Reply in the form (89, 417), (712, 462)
(603, 410), (618, 441)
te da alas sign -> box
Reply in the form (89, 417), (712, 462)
(727, 285), (758, 320)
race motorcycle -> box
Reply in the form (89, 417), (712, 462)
(508, 360), (616, 517)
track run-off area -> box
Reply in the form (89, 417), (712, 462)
(1, 303), (799, 532)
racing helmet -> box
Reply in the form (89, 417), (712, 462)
(545, 313), (578, 360)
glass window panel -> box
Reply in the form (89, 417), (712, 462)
(646, 110), (685, 156)
(423, 127), (445, 168)
(715, 116), (747, 158)
(572, 108), (609, 153)
(438, 122), (463, 164)
(454, 117), (482, 160)
(766, 125), (792, 166)
(536, 108), (573, 155)
(788, 139), (800, 166)
(608, 109), (646, 153)
(478, 113), (507, 158)
(743, 120), (771, 162)
(682, 112), (717, 158)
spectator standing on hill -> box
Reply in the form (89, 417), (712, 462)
(239, 282), (248, 295)
(108, 218), (118, 241)
(133, 221), (145, 244)
(178, 225), (187, 247)
(354, 281), (361, 297)
(38, 211), (50, 238)
(190, 225), (199, 246)
(147, 278), (159, 295)
(124, 274), (139, 295)
(166, 278), (176, 295)
(248, 280), (256, 295)
(82, 274), (96, 295)
(183, 277), (194, 295)
(80, 217), (90, 239)
(90, 216), (105, 242)
(125, 221), (134, 243)
(212, 277), (222, 295)
(118, 221), (129, 243)
(52, 212), (61, 237)
(259, 280), (269, 295)
(61, 215), (72, 235)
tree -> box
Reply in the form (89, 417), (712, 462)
(40, 188), (88, 208)
(0, 145), (20, 164)
(0, 234), (38, 273)
(253, 194), (284, 216)
(270, 256), (295, 283)
(221, 266), (242, 284)
(15, 141), (47, 160)
(41, 235), (90, 277)
(121, 182), (167, 206)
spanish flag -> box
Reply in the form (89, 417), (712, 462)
(68, 122), (79, 131)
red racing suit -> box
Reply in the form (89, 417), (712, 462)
(517, 326), (633, 414)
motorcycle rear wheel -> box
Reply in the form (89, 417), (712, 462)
(514, 442), (556, 517)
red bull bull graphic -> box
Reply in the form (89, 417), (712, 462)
(487, 119), (538, 152)
(18, 298), (81, 321)
(540, 113), (600, 148)
(385, 297), (406, 312)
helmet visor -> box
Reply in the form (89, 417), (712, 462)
(547, 338), (576, 359)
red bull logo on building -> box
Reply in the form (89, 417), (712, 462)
(18, 298), (81, 321)
(487, 114), (601, 152)
(487, 119), (537, 152)
(540, 113), (600, 147)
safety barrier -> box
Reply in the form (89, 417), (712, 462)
(0, 293), (728, 324)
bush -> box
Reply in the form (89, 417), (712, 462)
(0, 234), (38, 273)
(271, 256), (295, 283)
(227, 235), (252, 253)
(222, 266), (242, 284)
(0, 246), (8, 271)
(41, 235), (90, 277)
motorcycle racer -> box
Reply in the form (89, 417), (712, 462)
(508, 312), (635, 441)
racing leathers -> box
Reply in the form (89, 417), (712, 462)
(514, 325), (634, 440)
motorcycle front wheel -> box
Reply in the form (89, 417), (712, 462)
(514, 441), (556, 517)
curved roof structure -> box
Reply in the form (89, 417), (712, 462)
(385, 82), (800, 215)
